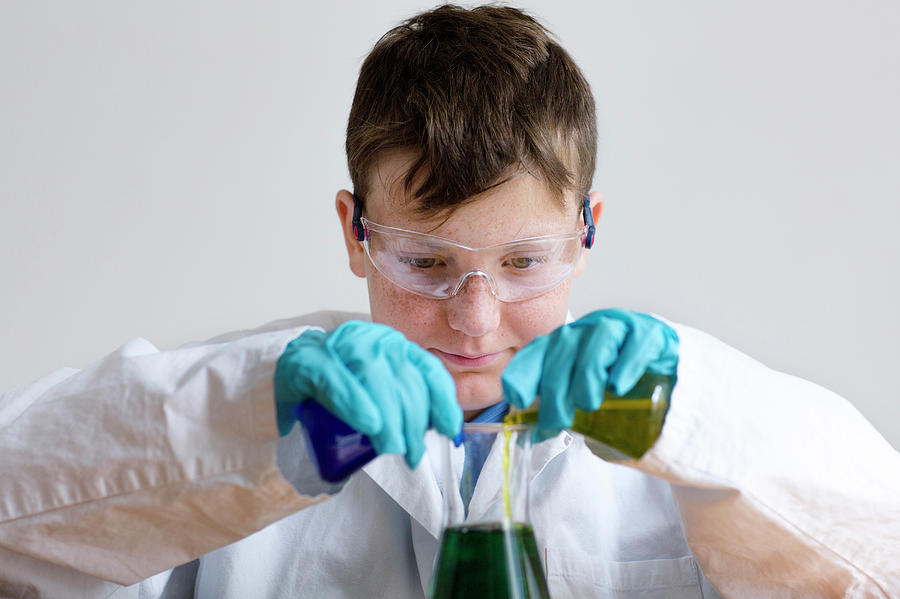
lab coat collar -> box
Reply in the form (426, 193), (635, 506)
(361, 429), (572, 595)
(361, 429), (573, 540)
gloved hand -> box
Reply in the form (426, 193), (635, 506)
(502, 308), (678, 440)
(275, 320), (462, 468)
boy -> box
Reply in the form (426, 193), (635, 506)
(1, 5), (898, 598)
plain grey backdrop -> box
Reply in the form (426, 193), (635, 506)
(2, 1), (898, 448)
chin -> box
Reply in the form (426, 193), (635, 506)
(454, 373), (504, 415)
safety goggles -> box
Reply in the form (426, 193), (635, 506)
(352, 195), (595, 302)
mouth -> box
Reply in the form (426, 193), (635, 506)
(431, 349), (503, 369)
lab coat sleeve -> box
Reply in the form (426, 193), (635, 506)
(631, 323), (900, 598)
(0, 310), (362, 587)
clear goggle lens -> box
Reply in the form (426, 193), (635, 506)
(360, 218), (590, 302)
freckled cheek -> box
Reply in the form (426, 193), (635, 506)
(366, 270), (443, 342)
(506, 281), (573, 345)
(367, 268), (573, 348)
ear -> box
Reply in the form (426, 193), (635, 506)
(590, 190), (604, 224)
(336, 190), (366, 278)
(573, 191), (604, 278)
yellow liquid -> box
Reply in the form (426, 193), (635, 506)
(504, 372), (672, 460)
(502, 426), (512, 520)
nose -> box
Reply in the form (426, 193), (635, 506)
(445, 273), (502, 337)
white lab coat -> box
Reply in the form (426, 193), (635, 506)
(0, 310), (898, 598)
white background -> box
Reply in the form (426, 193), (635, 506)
(2, 1), (898, 448)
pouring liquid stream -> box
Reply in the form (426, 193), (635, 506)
(431, 422), (549, 598)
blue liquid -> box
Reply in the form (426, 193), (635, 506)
(296, 401), (465, 482)
(294, 401), (376, 483)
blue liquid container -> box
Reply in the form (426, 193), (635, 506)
(295, 401), (466, 483)
(294, 401), (376, 483)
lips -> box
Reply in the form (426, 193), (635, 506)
(431, 349), (503, 368)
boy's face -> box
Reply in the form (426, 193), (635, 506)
(337, 151), (599, 418)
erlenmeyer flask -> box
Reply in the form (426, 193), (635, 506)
(430, 422), (550, 599)
(506, 372), (673, 460)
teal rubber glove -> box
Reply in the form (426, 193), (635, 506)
(502, 308), (679, 440)
(274, 320), (463, 468)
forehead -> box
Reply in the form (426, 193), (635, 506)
(364, 152), (577, 245)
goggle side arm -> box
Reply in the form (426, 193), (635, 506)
(352, 194), (366, 242)
(582, 195), (595, 249)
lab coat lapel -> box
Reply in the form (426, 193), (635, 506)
(531, 430), (574, 478)
(362, 432), (447, 596)
(361, 434), (444, 539)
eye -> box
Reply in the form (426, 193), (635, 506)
(399, 256), (440, 269)
(506, 256), (547, 269)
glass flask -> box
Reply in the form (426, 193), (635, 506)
(294, 400), (376, 483)
(295, 401), (466, 483)
(430, 422), (550, 599)
(506, 372), (673, 461)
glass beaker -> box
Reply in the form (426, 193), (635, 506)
(430, 422), (550, 599)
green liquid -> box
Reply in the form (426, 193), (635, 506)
(506, 372), (672, 460)
(430, 523), (550, 599)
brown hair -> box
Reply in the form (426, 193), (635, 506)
(346, 4), (597, 217)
